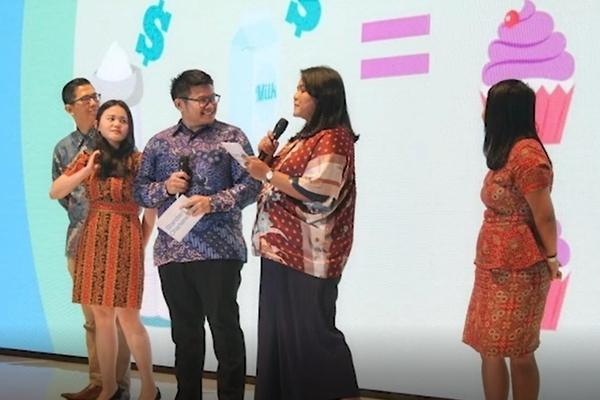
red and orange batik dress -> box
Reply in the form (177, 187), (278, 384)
(64, 151), (144, 309)
(463, 139), (553, 357)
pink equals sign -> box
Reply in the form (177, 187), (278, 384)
(361, 14), (431, 79)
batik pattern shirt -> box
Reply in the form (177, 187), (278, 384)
(252, 127), (357, 279)
(52, 129), (96, 256)
(134, 120), (261, 267)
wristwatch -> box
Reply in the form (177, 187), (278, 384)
(265, 169), (274, 183)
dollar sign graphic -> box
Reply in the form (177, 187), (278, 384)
(285, 0), (322, 38)
(135, 0), (172, 67)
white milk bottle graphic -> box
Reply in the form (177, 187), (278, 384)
(140, 230), (170, 327)
(92, 42), (145, 145)
(229, 9), (281, 144)
(91, 41), (170, 327)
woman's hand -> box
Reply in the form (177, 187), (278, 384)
(49, 150), (101, 200)
(243, 155), (311, 202)
(243, 155), (271, 181)
(258, 131), (279, 159)
(547, 257), (562, 280)
(84, 150), (101, 176)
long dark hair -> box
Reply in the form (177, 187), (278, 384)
(292, 66), (359, 142)
(93, 100), (136, 179)
(483, 79), (550, 170)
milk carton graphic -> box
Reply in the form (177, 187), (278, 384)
(229, 9), (281, 144)
(91, 41), (170, 327)
(140, 229), (170, 327)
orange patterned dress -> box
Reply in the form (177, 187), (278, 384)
(64, 151), (144, 309)
(463, 138), (553, 357)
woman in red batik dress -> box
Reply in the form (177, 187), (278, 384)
(50, 100), (160, 400)
(463, 79), (562, 400)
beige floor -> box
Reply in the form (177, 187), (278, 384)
(0, 354), (400, 400)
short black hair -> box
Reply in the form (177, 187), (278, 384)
(62, 77), (91, 105)
(170, 70), (213, 100)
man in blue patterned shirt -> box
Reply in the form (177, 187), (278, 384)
(133, 69), (261, 400)
(52, 78), (131, 400)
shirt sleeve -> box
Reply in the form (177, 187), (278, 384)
(52, 143), (69, 210)
(512, 140), (553, 195)
(63, 151), (90, 176)
(133, 138), (172, 208)
(290, 129), (352, 213)
(209, 130), (262, 212)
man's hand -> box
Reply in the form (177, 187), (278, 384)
(165, 171), (189, 195)
(181, 195), (211, 217)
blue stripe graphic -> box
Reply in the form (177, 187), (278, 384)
(0, 0), (53, 352)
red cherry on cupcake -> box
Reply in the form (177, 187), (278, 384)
(504, 10), (519, 27)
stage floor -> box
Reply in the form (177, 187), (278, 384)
(0, 354), (434, 400)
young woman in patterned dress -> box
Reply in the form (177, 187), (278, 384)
(463, 80), (562, 400)
(50, 100), (160, 400)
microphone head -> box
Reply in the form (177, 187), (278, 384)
(179, 155), (192, 177)
(272, 118), (289, 140)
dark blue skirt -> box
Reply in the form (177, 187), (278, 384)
(254, 258), (360, 400)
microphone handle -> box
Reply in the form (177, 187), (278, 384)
(258, 130), (285, 161)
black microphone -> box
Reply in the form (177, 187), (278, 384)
(178, 155), (192, 180)
(176, 155), (192, 198)
(258, 118), (288, 161)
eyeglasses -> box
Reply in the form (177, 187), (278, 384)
(181, 94), (221, 107)
(72, 93), (101, 105)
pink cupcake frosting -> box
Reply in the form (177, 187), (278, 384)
(482, 0), (575, 86)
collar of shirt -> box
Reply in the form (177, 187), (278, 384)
(72, 127), (97, 150)
(172, 119), (214, 139)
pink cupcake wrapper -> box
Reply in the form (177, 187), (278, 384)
(479, 84), (574, 145)
(540, 274), (570, 331)
(535, 85), (574, 144)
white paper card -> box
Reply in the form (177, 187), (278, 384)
(221, 142), (248, 166)
(156, 195), (203, 242)
(559, 266), (570, 281)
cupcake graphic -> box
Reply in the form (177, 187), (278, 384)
(541, 220), (571, 331)
(481, 0), (575, 144)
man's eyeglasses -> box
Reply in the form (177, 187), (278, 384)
(181, 94), (221, 107)
(71, 93), (101, 105)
